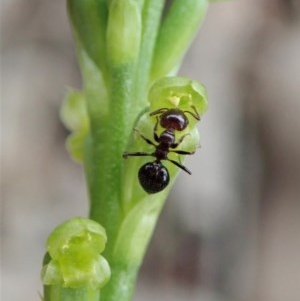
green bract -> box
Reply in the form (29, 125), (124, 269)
(41, 218), (111, 289)
(150, 0), (209, 81)
(67, 0), (108, 73)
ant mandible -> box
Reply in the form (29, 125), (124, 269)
(123, 106), (200, 194)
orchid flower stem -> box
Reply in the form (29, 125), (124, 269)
(42, 1), (211, 301)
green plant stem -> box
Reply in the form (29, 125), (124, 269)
(89, 63), (136, 255)
(81, 3), (166, 299)
(65, 1), (210, 301)
(78, 39), (146, 301)
(100, 190), (169, 301)
(99, 264), (137, 301)
(83, 0), (164, 257)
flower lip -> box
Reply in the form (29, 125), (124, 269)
(148, 76), (208, 124)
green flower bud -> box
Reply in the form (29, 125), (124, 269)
(60, 90), (89, 133)
(151, 0), (209, 80)
(106, 0), (141, 64)
(60, 90), (89, 162)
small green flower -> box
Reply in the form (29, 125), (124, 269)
(149, 76), (208, 126)
(41, 217), (110, 290)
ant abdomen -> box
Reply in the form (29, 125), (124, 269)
(138, 162), (169, 194)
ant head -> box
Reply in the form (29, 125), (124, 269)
(138, 161), (170, 194)
(159, 108), (189, 131)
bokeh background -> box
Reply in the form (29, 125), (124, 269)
(2, 0), (300, 300)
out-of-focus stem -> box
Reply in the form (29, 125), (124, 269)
(151, 0), (209, 81)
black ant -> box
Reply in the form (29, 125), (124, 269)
(123, 106), (200, 194)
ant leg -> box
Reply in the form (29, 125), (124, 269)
(153, 117), (160, 142)
(123, 151), (152, 159)
(171, 133), (190, 148)
(171, 149), (195, 155)
(170, 150), (195, 168)
(133, 128), (156, 147)
(149, 108), (168, 117)
(184, 105), (200, 121)
(170, 149), (195, 166)
(167, 158), (192, 175)
(192, 105), (201, 120)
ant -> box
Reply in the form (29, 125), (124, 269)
(123, 106), (200, 194)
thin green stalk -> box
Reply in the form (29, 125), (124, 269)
(89, 63), (136, 256)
